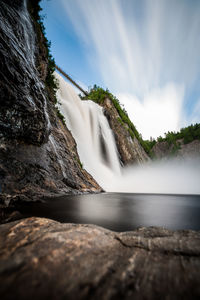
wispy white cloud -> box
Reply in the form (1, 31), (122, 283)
(60, 0), (200, 138)
(118, 83), (184, 139)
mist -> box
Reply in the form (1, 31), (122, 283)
(110, 158), (200, 195)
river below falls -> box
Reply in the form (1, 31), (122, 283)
(17, 193), (200, 232)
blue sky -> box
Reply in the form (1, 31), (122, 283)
(41, 0), (200, 139)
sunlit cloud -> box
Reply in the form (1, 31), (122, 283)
(60, 0), (200, 138)
(118, 83), (184, 139)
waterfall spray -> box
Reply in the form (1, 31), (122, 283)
(55, 73), (200, 194)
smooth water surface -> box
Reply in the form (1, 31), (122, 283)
(18, 193), (200, 231)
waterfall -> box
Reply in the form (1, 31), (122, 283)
(49, 135), (67, 178)
(55, 73), (200, 195)
(55, 73), (121, 190)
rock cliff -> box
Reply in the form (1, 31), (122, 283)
(101, 98), (150, 165)
(0, 0), (102, 200)
(152, 139), (200, 159)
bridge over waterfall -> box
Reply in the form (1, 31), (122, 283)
(55, 65), (88, 96)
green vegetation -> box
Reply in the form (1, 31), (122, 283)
(74, 156), (83, 169)
(29, 1), (57, 92)
(78, 160), (84, 169)
(164, 124), (200, 144)
(144, 123), (200, 156)
(81, 85), (152, 156)
(28, 0), (65, 124)
(36, 7), (58, 96)
(28, 0), (42, 22)
(143, 139), (157, 151)
(55, 107), (65, 125)
(157, 124), (200, 145)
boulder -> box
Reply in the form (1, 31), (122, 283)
(0, 217), (200, 299)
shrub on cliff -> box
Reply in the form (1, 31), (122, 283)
(160, 124), (200, 146)
(81, 85), (152, 156)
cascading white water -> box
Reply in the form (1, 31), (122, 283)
(55, 73), (121, 190)
(55, 73), (200, 194)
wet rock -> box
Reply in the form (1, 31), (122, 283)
(0, 0), (102, 197)
(0, 0), (48, 145)
(0, 217), (200, 299)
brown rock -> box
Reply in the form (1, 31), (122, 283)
(102, 98), (150, 165)
(152, 139), (200, 159)
(0, 217), (200, 299)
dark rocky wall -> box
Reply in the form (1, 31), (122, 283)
(0, 0), (48, 145)
(0, 0), (102, 200)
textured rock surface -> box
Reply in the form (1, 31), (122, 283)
(0, 0), (101, 197)
(102, 98), (150, 165)
(152, 139), (200, 159)
(0, 217), (200, 300)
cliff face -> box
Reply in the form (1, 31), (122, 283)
(102, 98), (150, 165)
(0, 0), (101, 199)
(152, 139), (200, 159)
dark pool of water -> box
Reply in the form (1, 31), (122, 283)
(17, 193), (200, 231)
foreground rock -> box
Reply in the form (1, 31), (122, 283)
(0, 217), (200, 299)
